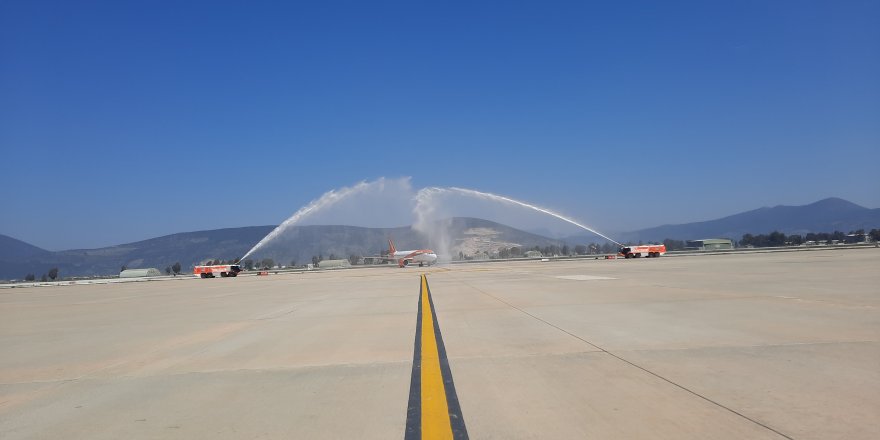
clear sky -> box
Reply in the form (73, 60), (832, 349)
(2, 1), (878, 251)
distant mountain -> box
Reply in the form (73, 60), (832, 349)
(0, 218), (563, 280)
(0, 234), (50, 260)
(619, 197), (880, 243)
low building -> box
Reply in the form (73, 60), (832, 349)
(524, 250), (543, 258)
(317, 259), (351, 269)
(119, 268), (163, 278)
(685, 239), (733, 251)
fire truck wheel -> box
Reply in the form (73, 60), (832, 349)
(200, 273), (207, 278)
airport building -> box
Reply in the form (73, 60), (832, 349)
(685, 239), (734, 251)
(318, 259), (352, 269)
(119, 268), (163, 278)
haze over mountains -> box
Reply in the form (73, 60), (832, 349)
(1, 197), (877, 280)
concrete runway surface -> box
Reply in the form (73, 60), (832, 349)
(1, 247), (878, 439)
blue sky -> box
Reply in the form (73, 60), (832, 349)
(2, 1), (878, 250)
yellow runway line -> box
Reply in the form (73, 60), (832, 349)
(404, 275), (468, 439)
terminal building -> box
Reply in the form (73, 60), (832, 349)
(685, 239), (734, 251)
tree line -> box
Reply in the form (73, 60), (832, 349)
(23, 267), (59, 282)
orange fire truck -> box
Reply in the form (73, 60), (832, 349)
(193, 264), (241, 278)
(618, 244), (666, 259)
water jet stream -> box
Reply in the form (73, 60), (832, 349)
(418, 186), (622, 246)
(240, 180), (384, 261)
(243, 179), (622, 261)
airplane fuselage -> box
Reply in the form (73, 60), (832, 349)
(392, 249), (438, 267)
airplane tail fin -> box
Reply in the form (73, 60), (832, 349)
(388, 238), (397, 255)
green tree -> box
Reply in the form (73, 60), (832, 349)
(48, 268), (59, 280)
(768, 231), (786, 246)
(291, 259), (298, 267)
(243, 259), (254, 270)
(172, 262), (181, 276)
(41, 274), (48, 282)
(260, 258), (275, 269)
(120, 265), (127, 272)
(561, 245), (570, 256)
(312, 255), (320, 266)
(25, 273), (35, 281)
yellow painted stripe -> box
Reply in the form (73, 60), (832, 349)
(420, 274), (453, 439)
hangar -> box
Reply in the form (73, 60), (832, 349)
(685, 238), (734, 251)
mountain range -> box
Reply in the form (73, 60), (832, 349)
(614, 197), (880, 243)
(1, 197), (877, 280)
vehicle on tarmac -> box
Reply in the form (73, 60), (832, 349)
(618, 244), (666, 259)
(194, 264), (242, 278)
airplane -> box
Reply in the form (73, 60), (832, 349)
(386, 238), (438, 268)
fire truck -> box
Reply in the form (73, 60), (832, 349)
(193, 264), (241, 278)
(618, 244), (666, 259)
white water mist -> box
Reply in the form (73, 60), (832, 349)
(241, 178), (406, 261)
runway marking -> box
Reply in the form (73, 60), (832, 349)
(405, 275), (468, 440)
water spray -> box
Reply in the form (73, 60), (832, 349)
(240, 179), (381, 261)
(417, 186), (623, 247)
(243, 178), (623, 261)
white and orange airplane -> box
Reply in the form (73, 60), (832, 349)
(386, 239), (438, 267)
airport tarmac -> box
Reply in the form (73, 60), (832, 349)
(1, 247), (878, 439)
